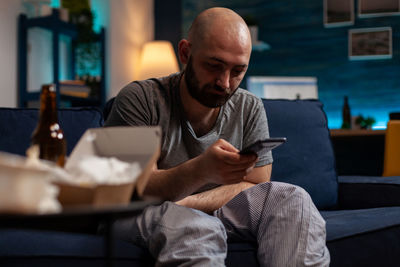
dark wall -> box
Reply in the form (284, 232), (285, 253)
(239, 0), (400, 129)
(154, 0), (182, 61)
(156, 0), (400, 129)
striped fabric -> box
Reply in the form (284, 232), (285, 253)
(215, 182), (330, 266)
(112, 202), (227, 266)
(112, 182), (330, 266)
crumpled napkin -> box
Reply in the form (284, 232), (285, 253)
(60, 155), (142, 185)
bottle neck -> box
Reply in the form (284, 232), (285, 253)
(38, 87), (58, 126)
(344, 96), (349, 106)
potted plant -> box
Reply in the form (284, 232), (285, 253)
(355, 115), (376, 129)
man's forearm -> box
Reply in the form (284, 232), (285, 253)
(175, 181), (256, 214)
(143, 141), (269, 202)
(143, 158), (206, 201)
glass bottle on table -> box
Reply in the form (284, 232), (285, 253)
(31, 84), (67, 167)
(341, 95), (351, 129)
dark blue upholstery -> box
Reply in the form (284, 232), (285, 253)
(0, 229), (257, 267)
(0, 229), (153, 267)
(338, 175), (400, 209)
(263, 99), (338, 209)
(327, 226), (400, 267)
(1, 100), (400, 267)
(322, 207), (400, 241)
(0, 107), (104, 156)
(322, 207), (400, 267)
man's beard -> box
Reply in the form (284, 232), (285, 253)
(184, 57), (237, 108)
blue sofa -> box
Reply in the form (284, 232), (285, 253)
(1, 99), (400, 266)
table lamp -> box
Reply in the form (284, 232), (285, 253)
(137, 41), (180, 80)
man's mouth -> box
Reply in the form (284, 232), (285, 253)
(212, 86), (229, 95)
(212, 90), (226, 96)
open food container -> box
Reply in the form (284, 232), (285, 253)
(57, 126), (161, 208)
(0, 152), (56, 214)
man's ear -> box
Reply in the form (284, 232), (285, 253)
(178, 39), (191, 65)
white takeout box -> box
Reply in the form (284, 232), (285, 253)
(57, 126), (161, 207)
(0, 152), (52, 213)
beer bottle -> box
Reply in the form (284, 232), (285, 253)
(31, 84), (67, 167)
(341, 96), (351, 129)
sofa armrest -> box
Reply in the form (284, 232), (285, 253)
(338, 175), (400, 209)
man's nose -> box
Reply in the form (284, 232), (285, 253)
(216, 71), (230, 90)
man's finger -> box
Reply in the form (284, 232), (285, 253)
(222, 151), (257, 165)
(216, 139), (240, 153)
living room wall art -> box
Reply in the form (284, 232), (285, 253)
(349, 27), (392, 60)
(358, 0), (400, 18)
(324, 0), (354, 27)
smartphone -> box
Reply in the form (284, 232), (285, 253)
(240, 137), (287, 156)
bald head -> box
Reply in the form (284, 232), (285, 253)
(177, 8), (252, 109)
(187, 7), (251, 53)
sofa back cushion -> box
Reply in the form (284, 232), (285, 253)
(0, 107), (103, 156)
(263, 99), (338, 209)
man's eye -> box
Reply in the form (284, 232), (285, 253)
(232, 69), (244, 76)
(207, 63), (222, 71)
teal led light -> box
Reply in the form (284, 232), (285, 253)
(50, 0), (60, 8)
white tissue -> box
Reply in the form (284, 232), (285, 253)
(38, 183), (62, 214)
(63, 155), (141, 185)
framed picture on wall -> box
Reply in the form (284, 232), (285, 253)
(349, 27), (392, 60)
(324, 0), (354, 27)
(358, 0), (400, 18)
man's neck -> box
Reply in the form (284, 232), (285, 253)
(180, 74), (220, 137)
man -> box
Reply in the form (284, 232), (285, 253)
(106, 7), (330, 267)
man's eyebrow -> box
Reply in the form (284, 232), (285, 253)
(209, 57), (248, 68)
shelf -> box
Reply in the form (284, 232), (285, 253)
(60, 95), (102, 107)
(18, 8), (106, 108)
(330, 129), (385, 137)
(22, 10), (77, 37)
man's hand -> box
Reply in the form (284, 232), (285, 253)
(143, 139), (261, 202)
(194, 139), (258, 185)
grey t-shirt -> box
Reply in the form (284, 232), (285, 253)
(105, 73), (273, 187)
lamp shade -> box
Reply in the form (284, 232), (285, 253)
(137, 41), (179, 80)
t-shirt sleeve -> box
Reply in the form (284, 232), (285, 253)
(243, 97), (273, 167)
(104, 82), (153, 127)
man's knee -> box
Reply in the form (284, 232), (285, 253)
(251, 182), (325, 230)
(273, 183), (323, 218)
(249, 182), (311, 204)
(285, 183), (313, 204)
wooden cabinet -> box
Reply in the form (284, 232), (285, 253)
(330, 129), (385, 176)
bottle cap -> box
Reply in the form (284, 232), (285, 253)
(48, 84), (55, 92)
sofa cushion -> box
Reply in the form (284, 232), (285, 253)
(262, 99), (338, 209)
(321, 207), (400, 267)
(0, 229), (153, 267)
(321, 207), (400, 241)
(338, 175), (400, 209)
(0, 229), (257, 267)
(0, 107), (104, 156)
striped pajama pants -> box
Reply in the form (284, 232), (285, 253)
(112, 182), (330, 266)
